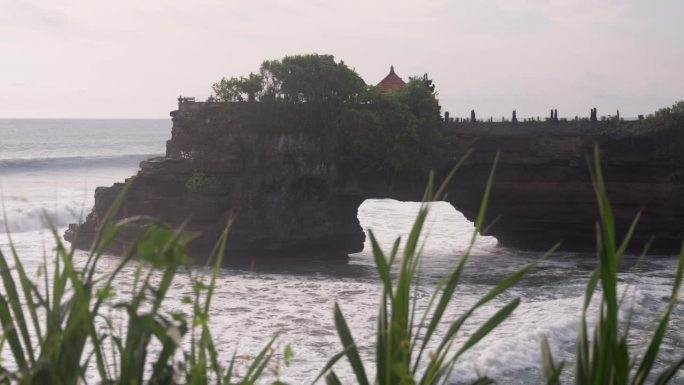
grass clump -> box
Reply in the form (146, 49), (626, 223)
(312, 153), (558, 384)
(0, 189), (278, 384)
(540, 145), (684, 385)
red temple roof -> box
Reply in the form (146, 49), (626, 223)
(377, 65), (406, 92)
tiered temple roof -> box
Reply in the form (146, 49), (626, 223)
(376, 65), (406, 92)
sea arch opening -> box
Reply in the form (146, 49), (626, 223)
(355, 199), (498, 259)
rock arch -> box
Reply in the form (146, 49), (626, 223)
(66, 102), (684, 262)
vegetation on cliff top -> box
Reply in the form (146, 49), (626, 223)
(652, 100), (684, 119)
(616, 101), (684, 135)
(211, 54), (444, 173)
(603, 101), (684, 161)
(334, 76), (443, 172)
(212, 54), (366, 104)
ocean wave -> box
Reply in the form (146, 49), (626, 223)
(448, 293), (586, 383)
(0, 204), (86, 233)
(0, 153), (164, 173)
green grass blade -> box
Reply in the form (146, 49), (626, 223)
(470, 152), (499, 246)
(388, 236), (401, 267)
(541, 336), (564, 384)
(414, 153), (503, 376)
(4, 191), (49, 358)
(223, 348), (238, 384)
(590, 145), (616, 256)
(310, 345), (354, 385)
(433, 247), (553, 362)
(0, 250), (35, 365)
(377, 292), (390, 385)
(202, 327), (223, 383)
(575, 314), (590, 383)
(86, 181), (131, 258)
(389, 206), (428, 382)
(399, 206), (428, 274)
(0, 295), (26, 370)
(243, 334), (277, 380)
(477, 245), (556, 308)
(631, 245), (684, 385)
(424, 298), (521, 384)
(369, 230), (393, 299)
(412, 254), (468, 373)
(408, 263), (422, 374)
(3, 228), (44, 348)
(41, 250), (51, 315)
(46, 220), (94, 368)
(616, 212), (641, 259)
(333, 302), (370, 385)
(583, 268), (600, 312)
(454, 298), (520, 358)
(432, 147), (473, 201)
(653, 356), (684, 385)
(425, 299), (521, 384)
(203, 221), (232, 315)
(85, 217), (151, 284)
(576, 266), (598, 383)
(421, 170), (435, 203)
(324, 370), (343, 385)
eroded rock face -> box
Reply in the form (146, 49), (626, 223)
(66, 102), (684, 262)
(67, 103), (373, 261)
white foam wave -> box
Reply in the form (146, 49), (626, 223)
(0, 153), (162, 174)
(448, 281), (679, 383)
(449, 294), (586, 382)
(0, 204), (84, 233)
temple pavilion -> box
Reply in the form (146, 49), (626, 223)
(376, 65), (406, 92)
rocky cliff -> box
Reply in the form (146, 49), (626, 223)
(65, 101), (684, 262)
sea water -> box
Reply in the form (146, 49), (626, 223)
(0, 119), (682, 384)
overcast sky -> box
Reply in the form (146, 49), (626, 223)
(1, 0), (682, 118)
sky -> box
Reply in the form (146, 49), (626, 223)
(0, 0), (682, 118)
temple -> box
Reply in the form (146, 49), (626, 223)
(376, 65), (406, 92)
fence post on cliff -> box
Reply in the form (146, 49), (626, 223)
(471, 110), (476, 123)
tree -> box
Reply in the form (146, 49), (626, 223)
(260, 54), (366, 103)
(390, 75), (441, 122)
(241, 73), (263, 102)
(212, 54), (366, 104)
(653, 100), (684, 119)
(212, 77), (242, 102)
(338, 76), (444, 172)
(211, 73), (263, 102)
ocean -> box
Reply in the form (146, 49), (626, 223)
(0, 119), (682, 384)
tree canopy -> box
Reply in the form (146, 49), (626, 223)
(337, 75), (444, 172)
(652, 100), (684, 119)
(212, 54), (366, 104)
(261, 54), (366, 103)
(212, 72), (263, 102)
